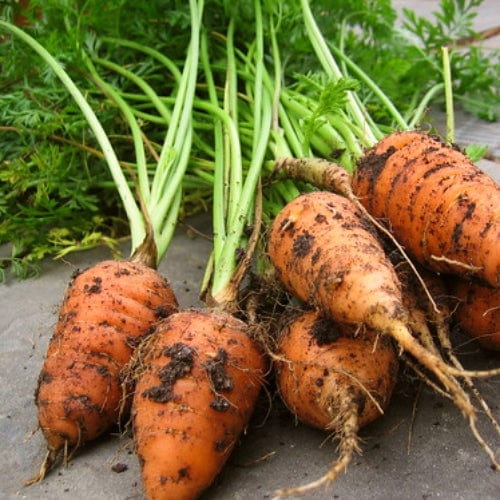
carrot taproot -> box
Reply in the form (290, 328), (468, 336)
(267, 190), (499, 428)
(449, 278), (500, 351)
(391, 256), (500, 459)
(352, 131), (500, 287)
(131, 309), (265, 500)
(30, 259), (178, 483)
(273, 309), (398, 496)
(273, 155), (443, 315)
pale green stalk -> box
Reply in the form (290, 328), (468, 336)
(100, 37), (183, 84)
(147, 0), (204, 257)
(442, 46), (455, 144)
(408, 83), (444, 129)
(93, 57), (172, 123)
(224, 18), (243, 227)
(299, 0), (378, 145)
(85, 57), (150, 203)
(329, 44), (407, 133)
(206, 0), (273, 306)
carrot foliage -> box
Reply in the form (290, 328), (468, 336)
(0, 0), (497, 280)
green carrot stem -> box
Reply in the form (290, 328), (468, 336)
(201, 30), (226, 265)
(407, 83), (444, 128)
(93, 57), (172, 123)
(442, 46), (455, 144)
(299, 0), (378, 145)
(100, 37), (183, 84)
(328, 44), (407, 133)
(84, 57), (151, 206)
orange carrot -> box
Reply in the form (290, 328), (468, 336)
(267, 190), (495, 426)
(352, 131), (500, 287)
(31, 259), (178, 483)
(274, 309), (398, 496)
(450, 278), (500, 351)
(131, 309), (265, 500)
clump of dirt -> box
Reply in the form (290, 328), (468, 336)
(142, 343), (195, 403)
(204, 348), (234, 412)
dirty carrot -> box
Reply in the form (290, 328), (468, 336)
(33, 260), (178, 481)
(352, 131), (500, 287)
(132, 310), (265, 500)
(450, 278), (500, 351)
(273, 309), (398, 496)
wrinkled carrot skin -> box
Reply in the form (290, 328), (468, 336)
(132, 309), (265, 500)
(276, 310), (398, 430)
(352, 131), (500, 287)
(36, 260), (178, 456)
(268, 191), (407, 326)
(450, 279), (500, 351)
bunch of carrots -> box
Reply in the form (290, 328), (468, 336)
(1, 0), (499, 498)
(264, 0), (500, 493)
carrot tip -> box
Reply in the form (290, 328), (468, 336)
(24, 448), (58, 486)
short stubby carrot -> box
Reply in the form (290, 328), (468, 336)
(274, 309), (398, 496)
(352, 131), (500, 287)
(267, 190), (486, 422)
(132, 309), (265, 500)
(32, 259), (178, 482)
(450, 278), (500, 351)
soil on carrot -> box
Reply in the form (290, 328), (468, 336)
(204, 348), (235, 413)
(84, 276), (103, 294)
(310, 315), (341, 345)
(293, 231), (315, 257)
(356, 146), (395, 189)
(142, 342), (195, 403)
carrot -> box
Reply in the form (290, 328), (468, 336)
(450, 278), (500, 351)
(267, 190), (500, 430)
(131, 310), (265, 500)
(273, 309), (398, 496)
(30, 259), (178, 482)
(352, 131), (500, 287)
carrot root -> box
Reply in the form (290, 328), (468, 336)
(274, 310), (398, 496)
(31, 259), (178, 482)
(273, 403), (359, 498)
(24, 448), (58, 486)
